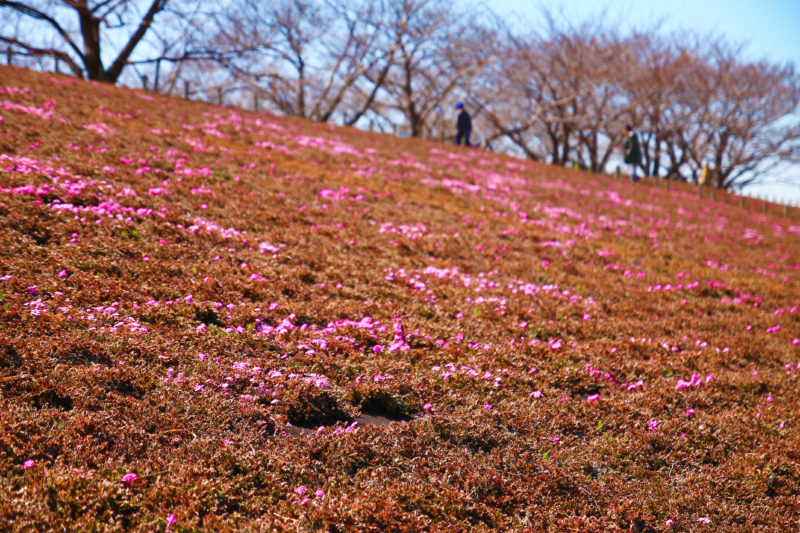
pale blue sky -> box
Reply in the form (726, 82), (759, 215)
(486, 0), (800, 66)
(478, 0), (800, 203)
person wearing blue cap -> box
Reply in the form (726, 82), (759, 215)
(455, 102), (472, 146)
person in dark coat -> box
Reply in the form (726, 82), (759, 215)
(623, 125), (642, 183)
(455, 102), (471, 146)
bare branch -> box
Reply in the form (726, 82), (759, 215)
(0, 0), (86, 62)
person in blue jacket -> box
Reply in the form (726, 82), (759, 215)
(455, 102), (471, 146)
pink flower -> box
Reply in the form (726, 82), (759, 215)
(295, 486), (307, 496)
(530, 390), (543, 399)
(647, 419), (659, 431)
(686, 408), (695, 417)
(121, 472), (137, 484)
(779, 422), (786, 429)
(166, 514), (177, 529)
(58, 269), (67, 278)
(697, 517), (711, 524)
(586, 394), (600, 402)
(626, 380), (644, 391)
(483, 403), (492, 409)
(666, 519), (675, 527)
(314, 489), (325, 499)
(422, 403), (433, 412)
(23, 459), (34, 470)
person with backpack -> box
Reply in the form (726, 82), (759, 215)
(455, 102), (472, 147)
(623, 125), (642, 183)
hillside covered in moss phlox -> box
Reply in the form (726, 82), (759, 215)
(1, 66), (799, 531)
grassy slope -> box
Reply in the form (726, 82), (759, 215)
(0, 66), (799, 532)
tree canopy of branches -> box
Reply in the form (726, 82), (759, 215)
(208, 0), (397, 126)
(0, 0), (175, 82)
(375, 0), (493, 138)
(205, 0), (490, 136)
(471, 14), (799, 189)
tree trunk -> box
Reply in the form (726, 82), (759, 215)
(297, 59), (306, 117)
(652, 133), (661, 177)
(76, 4), (105, 81)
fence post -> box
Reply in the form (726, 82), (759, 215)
(763, 197), (768, 213)
(6, 47), (12, 65)
(615, 166), (620, 179)
(184, 81), (190, 99)
(253, 92), (259, 111)
(142, 75), (148, 91)
(783, 203), (789, 216)
(740, 195), (745, 209)
(217, 87), (223, 105)
(54, 57), (60, 73)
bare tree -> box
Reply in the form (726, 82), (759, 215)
(0, 0), (173, 82)
(120, 1), (216, 93)
(208, 0), (395, 125)
(644, 35), (800, 188)
(474, 18), (619, 166)
(375, 0), (491, 138)
(693, 41), (800, 189)
(469, 34), (550, 160)
(568, 31), (634, 172)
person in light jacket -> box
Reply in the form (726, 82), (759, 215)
(699, 161), (710, 187)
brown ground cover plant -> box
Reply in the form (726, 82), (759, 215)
(0, 66), (798, 531)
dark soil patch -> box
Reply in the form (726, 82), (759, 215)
(32, 389), (73, 411)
